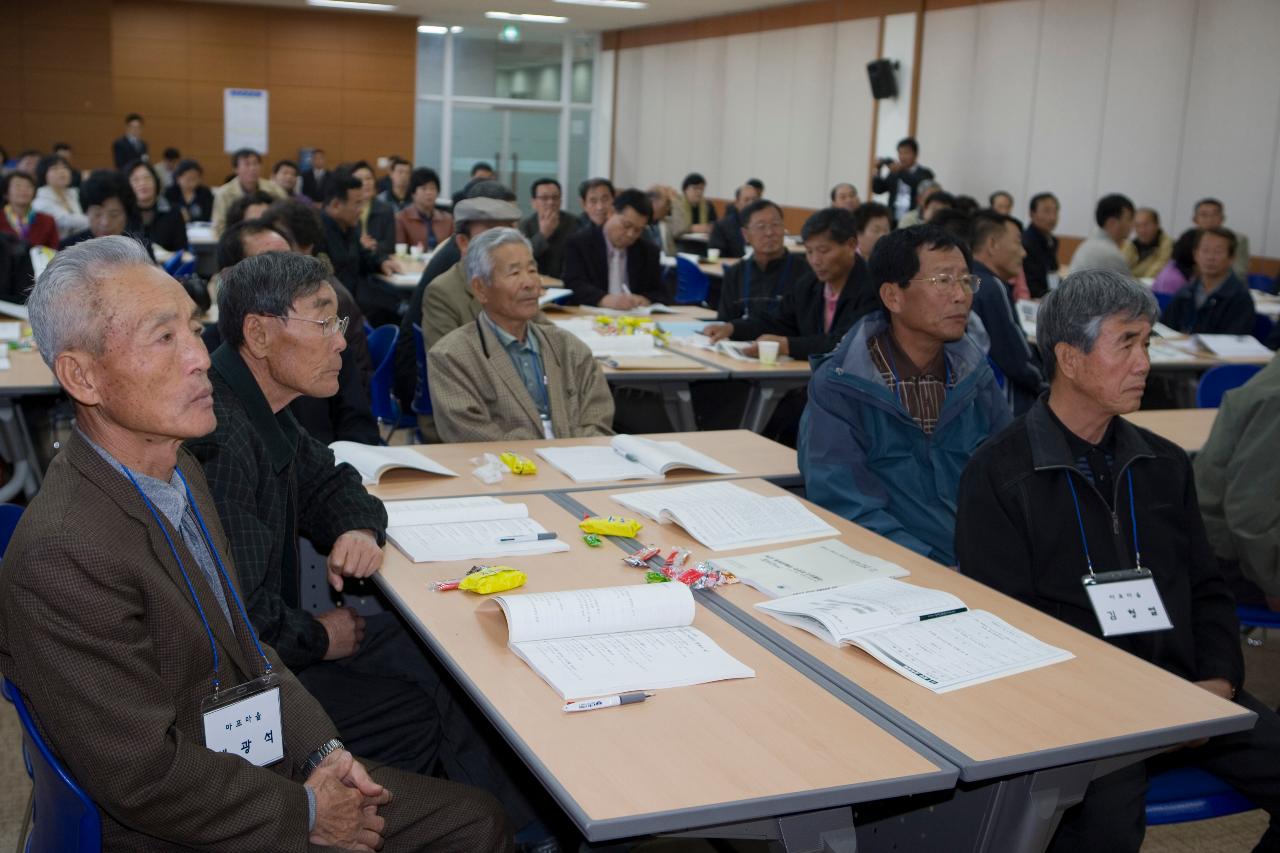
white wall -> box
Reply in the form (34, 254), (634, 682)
(918, 0), (1280, 255)
(872, 13), (917, 163)
(612, 17), (884, 210)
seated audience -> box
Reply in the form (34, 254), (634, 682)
(50, 141), (81, 188)
(1022, 192), (1060, 297)
(111, 111), (147, 168)
(211, 148), (285, 235)
(10, 151), (41, 178)
(164, 159), (214, 223)
(60, 169), (152, 256)
(395, 167), (452, 252)
(678, 172), (717, 234)
(800, 225), (1011, 565)
(153, 146), (181, 189)
(562, 188), (669, 309)
(831, 182), (860, 213)
(708, 182), (761, 259)
(429, 228), (614, 442)
(897, 183), (939, 229)
(988, 191), (1014, 216)
(3, 236), (511, 852)
(271, 159), (309, 203)
(1069, 193), (1133, 275)
(1122, 207), (1172, 278)
(1195, 358), (1280, 611)
(1194, 197), (1250, 280)
(377, 156), (413, 211)
(873, 137), (935, 226)
(1, 171), (59, 250)
(451, 161), (498, 206)
(969, 211), (1046, 414)
(920, 191), (955, 223)
(1161, 227), (1255, 335)
(213, 218), (377, 445)
(225, 190), (277, 231)
(855, 202), (892, 259)
(519, 177), (579, 277)
(712, 199), (811, 323)
(577, 177), (615, 229)
(643, 184), (688, 257)
(349, 161), (397, 257)
(318, 172), (400, 314)
(422, 198), (525, 352)
(1152, 228), (1198, 296)
(300, 148), (327, 200)
(955, 269), (1280, 853)
(127, 160), (188, 252)
(32, 156), (87, 239)
(704, 207), (877, 357)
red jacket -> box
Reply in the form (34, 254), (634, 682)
(0, 210), (60, 250)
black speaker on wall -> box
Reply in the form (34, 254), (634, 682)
(867, 59), (898, 100)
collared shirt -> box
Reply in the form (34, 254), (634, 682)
(604, 233), (629, 295)
(822, 281), (839, 332)
(481, 312), (550, 419)
(716, 251), (803, 322)
(868, 330), (954, 435)
(1046, 404), (1120, 507)
(81, 430), (232, 626)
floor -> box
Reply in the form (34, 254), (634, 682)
(0, 632), (1276, 851)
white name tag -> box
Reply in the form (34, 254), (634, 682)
(1082, 568), (1173, 637)
(202, 676), (284, 767)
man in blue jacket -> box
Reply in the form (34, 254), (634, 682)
(799, 225), (1011, 566)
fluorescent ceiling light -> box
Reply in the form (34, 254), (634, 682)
(308, 0), (397, 10)
(554, 0), (647, 7)
(485, 11), (569, 23)
(419, 24), (464, 33)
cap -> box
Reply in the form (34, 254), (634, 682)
(453, 197), (522, 224)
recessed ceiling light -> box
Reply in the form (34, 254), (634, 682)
(451, 25), (463, 32)
(308, 0), (397, 10)
(418, 24), (447, 33)
(485, 11), (569, 23)
(554, 0), (647, 8)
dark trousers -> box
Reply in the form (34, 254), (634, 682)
(297, 612), (539, 831)
(1049, 690), (1280, 853)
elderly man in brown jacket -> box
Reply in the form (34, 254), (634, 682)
(0, 235), (510, 852)
(429, 228), (614, 442)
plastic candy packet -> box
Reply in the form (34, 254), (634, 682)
(434, 564), (527, 594)
(470, 453), (505, 484)
(499, 451), (537, 475)
(579, 515), (643, 537)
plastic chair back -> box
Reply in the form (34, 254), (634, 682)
(1195, 363), (1262, 408)
(2, 679), (102, 852)
(1252, 313), (1273, 345)
(1154, 291), (1173, 312)
(411, 324), (432, 415)
(1247, 273), (1274, 293)
(674, 256), (710, 306)
(366, 324), (400, 426)
(1146, 766), (1256, 826)
(0, 502), (25, 559)
(1239, 605), (1280, 630)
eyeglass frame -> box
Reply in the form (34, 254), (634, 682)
(268, 314), (350, 338)
(904, 273), (982, 295)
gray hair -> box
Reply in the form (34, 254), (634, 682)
(1037, 269), (1158, 382)
(217, 252), (329, 349)
(28, 235), (153, 368)
(465, 227), (533, 287)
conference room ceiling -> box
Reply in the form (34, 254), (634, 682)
(188, 0), (799, 32)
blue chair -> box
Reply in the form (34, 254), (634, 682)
(0, 502), (25, 559)
(3, 679), (101, 853)
(1154, 291), (1174, 312)
(1146, 766), (1256, 826)
(674, 256), (710, 306)
(411, 324), (432, 417)
(986, 356), (1006, 390)
(1195, 364), (1262, 408)
(366, 325), (405, 442)
(1252, 313), (1273, 345)
(1247, 273), (1274, 293)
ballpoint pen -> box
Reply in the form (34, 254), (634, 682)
(563, 692), (654, 713)
(496, 532), (558, 544)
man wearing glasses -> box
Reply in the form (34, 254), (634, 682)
(799, 225), (1012, 566)
(519, 177), (579, 277)
(185, 254), (537, 834)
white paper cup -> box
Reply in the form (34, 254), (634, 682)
(706, 248), (721, 261)
(758, 340), (780, 364)
(395, 242), (408, 256)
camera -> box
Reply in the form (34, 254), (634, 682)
(877, 157), (896, 168)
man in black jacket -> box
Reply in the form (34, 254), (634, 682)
(1021, 192), (1060, 298)
(319, 172), (400, 320)
(1161, 227), (1256, 336)
(708, 182), (761, 260)
(870, 136), (934, 225)
(562, 188), (669, 309)
(956, 269), (1280, 853)
(111, 112), (148, 169)
(714, 199), (810, 323)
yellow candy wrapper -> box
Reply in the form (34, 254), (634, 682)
(435, 565), (527, 594)
(578, 515), (643, 537)
(499, 451), (537, 475)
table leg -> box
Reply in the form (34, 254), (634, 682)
(664, 806), (858, 852)
(658, 381), (696, 432)
(0, 400), (40, 501)
(741, 383), (782, 433)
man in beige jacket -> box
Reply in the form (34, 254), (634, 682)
(429, 228), (614, 442)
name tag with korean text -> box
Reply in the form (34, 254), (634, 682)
(1082, 568), (1173, 637)
(201, 674), (284, 767)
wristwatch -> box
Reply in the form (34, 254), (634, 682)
(302, 738), (344, 775)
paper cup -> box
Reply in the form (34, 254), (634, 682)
(758, 340), (780, 364)
(706, 248), (721, 261)
(395, 242), (408, 256)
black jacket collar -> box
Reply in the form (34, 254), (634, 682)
(210, 343), (299, 474)
(1026, 396), (1156, 475)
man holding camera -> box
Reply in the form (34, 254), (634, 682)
(871, 137), (935, 227)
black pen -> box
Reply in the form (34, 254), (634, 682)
(918, 607), (968, 621)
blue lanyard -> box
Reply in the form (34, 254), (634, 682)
(1065, 467), (1141, 576)
(741, 253), (792, 318)
(122, 466), (272, 692)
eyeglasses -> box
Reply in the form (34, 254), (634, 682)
(747, 221), (786, 234)
(272, 314), (349, 337)
(907, 273), (982, 294)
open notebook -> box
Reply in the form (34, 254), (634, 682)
(535, 435), (737, 484)
(610, 481), (837, 551)
(384, 497), (568, 562)
(330, 442), (458, 485)
(493, 583), (754, 700)
(708, 540), (909, 598)
(757, 579), (1073, 693)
